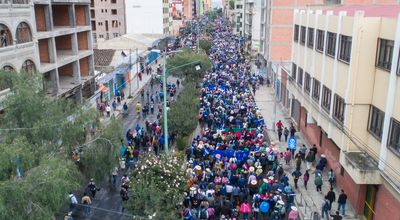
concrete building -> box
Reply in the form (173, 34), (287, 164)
(243, 0), (266, 59)
(34, 0), (95, 101)
(0, 0), (38, 75)
(0, 0), (95, 103)
(89, 0), (126, 46)
(262, 0), (399, 86)
(234, 0), (244, 36)
(125, 0), (172, 36)
(0, 0), (38, 111)
(182, 0), (194, 20)
(283, 6), (400, 219)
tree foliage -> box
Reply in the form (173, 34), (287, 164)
(0, 72), (121, 219)
(125, 154), (186, 220)
(229, 0), (235, 10)
(199, 39), (212, 54)
(168, 82), (200, 138)
(166, 49), (211, 82)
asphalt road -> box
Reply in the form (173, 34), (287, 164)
(72, 75), (181, 220)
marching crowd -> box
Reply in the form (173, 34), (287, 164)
(182, 18), (299, 220)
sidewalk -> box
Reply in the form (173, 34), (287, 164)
(254, 85), (357, 220)
(99, 64), (156, 123)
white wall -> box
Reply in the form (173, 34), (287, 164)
(125, 0), (163, 34)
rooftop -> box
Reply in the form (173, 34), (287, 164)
(94, 49), (116, 67)
(325, 5), (400, 18)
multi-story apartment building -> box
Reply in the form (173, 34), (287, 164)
(125, 0), (172, 36)
(262, 0), (399, 88)
(234, 0), (244, 36)
(90, 0), (126, 46)
(242, 0), (266, 59)
(285, 6), (400, 219)
(34, 0), (95, 101)
(0, 0), (95, 103)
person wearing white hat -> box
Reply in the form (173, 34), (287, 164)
(288, 206), (299, 220)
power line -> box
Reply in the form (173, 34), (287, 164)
(288, 83), (400, 180)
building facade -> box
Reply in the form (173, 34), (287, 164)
(286, 6), (400, 219)
(89, 0), (126, 45)
(125, 0), (172, 36)
(34, 0), (95, 101)
(234, 0), (244, 36)
(0, 0), (38, 76)
(0, 0), (95, 103)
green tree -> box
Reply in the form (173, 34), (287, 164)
(166, 49), (211, 82)
(0, 72), (121, 219)
(125, 154), (186, 220)
(168, 82), (200, 138)
(199, 39), (212, 54)
(229, 0), (235, 10)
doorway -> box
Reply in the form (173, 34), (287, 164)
(363, 185), (377, 220)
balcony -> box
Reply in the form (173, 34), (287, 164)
(339, 151), (382, 184)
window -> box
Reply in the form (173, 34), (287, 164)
(294, 25), (299, 42)
(300, 26), (306, 45)
(389, 118), (400, 155)
(312, 78), (320, 101)
(111, 0), (116, 3)
(305, 72), (311, 94)
(376, 38), (394, 71)
(368, 106), (385, 139)
(0, 24), (12, 47)
(307, 28), (314, 48)
(322, 85), (331, 112)
(326, 32), (336, 56)
(16, 22), (32, 44)
(292, 63), (297, 81)
(236, 5), (243, 9)
(3, 65), (15, 72)
(111, 9), (117, 15)
(316, 29), (324, 51)
(21, 60), (36, 74)
(339, 35), (352, 62)
(333, 94), (345, 123)
(297, 67), (303, 87)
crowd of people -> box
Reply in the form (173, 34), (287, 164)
(182, 18), (301, 220)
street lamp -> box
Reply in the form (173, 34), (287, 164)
(162, 50), (201, 156)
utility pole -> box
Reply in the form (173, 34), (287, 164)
(129, 49), (132, 96)
(162, 53), (169, 156)
(197, 25), (200, 54)
(136, 48), (139, 90)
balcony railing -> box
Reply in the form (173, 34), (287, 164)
(0, 0), (30, 4)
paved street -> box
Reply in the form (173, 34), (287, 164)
(73, 70), (181, 220)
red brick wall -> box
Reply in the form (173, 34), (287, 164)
(35, 5), (46, 31)
(55, 35), (72, 50)
(38, 39), (49, 63)
(75, 5), (87, 26)
(52, 5), (70, 26)
(77, 32), (88, 50)
(298, 108), (367, 214)
(58, 63), (73, 76)
(79, 57), (89, 76)
(374, 185), (400, 220)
